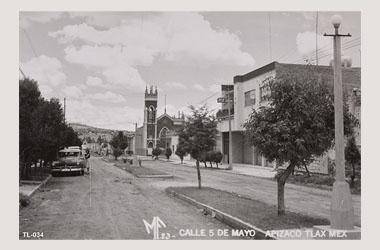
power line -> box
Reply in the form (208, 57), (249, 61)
(196, 91), (219, 105)
(21, 28), (38, 58)
(290, 38), (361, 64)
(19, 67), (26, 78)
(291, 39), (360, 64)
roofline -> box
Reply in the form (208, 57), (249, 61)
(234, 61), (277, 83)
(233, 61), (361, 84)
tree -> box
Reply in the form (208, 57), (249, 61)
(178, 105), (218, 189)
(165, 148), (172, 160)
(19, 78), (82, 179)
(345, 137), (361, 187)
(152, 147), (162, 160)
(175, 145), (186, 164)
(243, 73), (358, 215)
(97, 135), (103, 145)
(109, 131), (129, 160)
(19, 78), (42, 178)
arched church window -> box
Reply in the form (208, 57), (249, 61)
(148, 106), (155, 123)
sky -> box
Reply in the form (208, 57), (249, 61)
(19, 11), (361, 131)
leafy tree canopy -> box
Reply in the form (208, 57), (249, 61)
(243, 73), (358, 167)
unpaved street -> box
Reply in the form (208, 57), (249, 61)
(19, 157), (236, 240)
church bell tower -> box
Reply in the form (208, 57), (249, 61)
(143, 85), (158, 155)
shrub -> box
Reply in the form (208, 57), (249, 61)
(19, 193), (31, 207)
(175, 145), (186, 164)
(152, 147), (162, 160)
(165, 148), (172, 160)
(214, 151), (223, 168)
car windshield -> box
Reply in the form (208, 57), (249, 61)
(58, 151), (80, 158)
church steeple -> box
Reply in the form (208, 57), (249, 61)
(164, 94), (167, 114)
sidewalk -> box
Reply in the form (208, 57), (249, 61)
(19, 175), (52, 197)
(143, 155), (277, 179)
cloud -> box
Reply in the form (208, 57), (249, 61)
(62, 45), (146, 90)
(68, 12), (128, 28)
(164, 82), (186, 89)
(85, 91), (126, 103)
(20, 12), (64, 28)
(192, 83), (220, 92)
(207, 84), (221, 93)
(296, 31), (332, 55)
(302, 12), (317, 21)
(86, 76), (103, 87)
(193, 84), (206, 91)
(20, 55), (67, 87)
(39, 85), (54, 97)
(62, 86), (83, 98)
(49, 12), (254, 68)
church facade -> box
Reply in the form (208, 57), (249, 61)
(134, 86), (185, 156)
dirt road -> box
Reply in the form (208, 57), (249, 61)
(19, 157), (236, 240)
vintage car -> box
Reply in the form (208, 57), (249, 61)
(51, 147), (85, 176)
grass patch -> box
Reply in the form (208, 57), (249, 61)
(287, 174), (335, 186)
(115, 162), (170, 177)
(168, 186), (329, 231)
(285, 173), (361, 194)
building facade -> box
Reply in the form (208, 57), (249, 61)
(216, 61), (361, 173)
(135, 86), (185, 156)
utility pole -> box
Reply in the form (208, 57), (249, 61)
(324, 14), (354, 230)
(227, 88), (233, 170)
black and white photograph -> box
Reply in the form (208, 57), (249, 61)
(4, 0), (376, 244)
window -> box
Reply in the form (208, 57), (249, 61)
(244, 89), (256, 106)
(148, 106), (155, 123)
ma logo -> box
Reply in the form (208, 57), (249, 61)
(143, 216), (166, 239)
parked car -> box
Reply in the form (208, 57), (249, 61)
(51, 147), (85, 176)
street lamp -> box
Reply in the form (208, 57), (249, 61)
(324, 14), (354, 230)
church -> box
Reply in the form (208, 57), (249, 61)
(134, 85), (185, 156)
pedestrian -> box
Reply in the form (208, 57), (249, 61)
(85, 148), (91, 174)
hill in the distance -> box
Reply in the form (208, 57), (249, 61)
(69, 123), (129, 143)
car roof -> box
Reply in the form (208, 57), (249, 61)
(59, 148), (81, 153)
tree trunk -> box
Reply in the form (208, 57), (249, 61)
(351, 163), (356, 188)
(277, 163), (295, 215)
(181, 157), (183, 164)
(196, 160), (202, 189)
(304, 164), (311, 177)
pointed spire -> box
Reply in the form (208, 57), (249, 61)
(145, 86), (148, 95)
(150, 85), (153, 94)
(155, 86), (158, 95)
(181, 111), (184, 119)
(164, 94), (167, 114)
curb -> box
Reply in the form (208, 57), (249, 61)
(137, 174), (174, 178)
(114, 163), (174, 179)
(27, 175), (52, 197)
(165, 160), (276, 180)
(166, 188), (275, 240)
